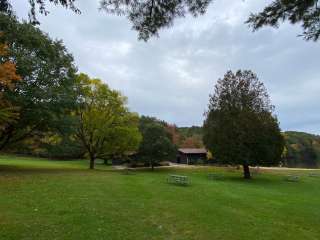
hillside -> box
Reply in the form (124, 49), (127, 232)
(283, 131), (320, 168)
(176, 126), (204, 148)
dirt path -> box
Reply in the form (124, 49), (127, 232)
(112, 163), (320, 171)
(170, 163), (320, 171)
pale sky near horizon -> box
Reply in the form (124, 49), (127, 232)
(14, 0), (320, 134)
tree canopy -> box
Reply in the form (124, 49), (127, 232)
(247, 0), (320, 41)
(0, 0), (212, 40)
(0, 0), (80, 24)
(2, 0), (319, 41)
(100, 0), (212, 41)
(203, 70), (284, 179)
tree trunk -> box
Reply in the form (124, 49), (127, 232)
(243, 164), (251, 179)
(89, 156), (95, 169)
(0, 128), (13, 150)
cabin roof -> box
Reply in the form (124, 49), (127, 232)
(178, 148), (207, 154)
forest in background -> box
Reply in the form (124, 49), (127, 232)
(282, 131), (320, 168)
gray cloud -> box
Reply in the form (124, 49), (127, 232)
(14, 0), (320, 134)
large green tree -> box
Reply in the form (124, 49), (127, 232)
(0, 14), (77, 150)
(203, 70), (284, 179)
(137, 116), (176, 170)
(76, 73), (141, 169)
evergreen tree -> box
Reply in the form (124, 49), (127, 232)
(203, 70), (284, 179)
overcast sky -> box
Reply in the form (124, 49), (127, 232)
(14, 0), (320, 134)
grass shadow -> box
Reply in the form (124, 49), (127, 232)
(0, 164), (92, 176)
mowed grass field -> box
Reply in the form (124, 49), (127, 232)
(1, 155), (320, 240)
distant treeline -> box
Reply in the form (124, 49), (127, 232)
(282, 131), (320, 168)
(175, 126), (204, 148)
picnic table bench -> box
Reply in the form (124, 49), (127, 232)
(167, 175), (189, 186)
(308, 173), (320, 177)
(122, 168), (136, 175)
(285, 175), (300, 182)
(208, 173), (223, 180)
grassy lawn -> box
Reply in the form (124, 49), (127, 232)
(1, 155), (320, 240)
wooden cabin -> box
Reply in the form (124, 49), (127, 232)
(176, 148), (207, 165)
